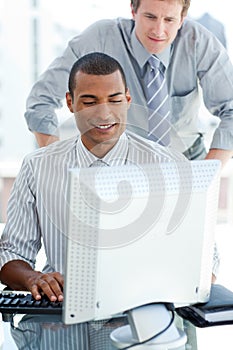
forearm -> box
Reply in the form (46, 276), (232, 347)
(34, 132), (59, 147)
(0, 260), (42, 291)
(205, 148), (233, 168)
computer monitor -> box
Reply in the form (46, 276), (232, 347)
(63, 160), (221, 325)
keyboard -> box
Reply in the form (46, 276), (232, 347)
(0, 291), (62, 315)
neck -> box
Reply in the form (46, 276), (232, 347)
(82, 138), (119, 159)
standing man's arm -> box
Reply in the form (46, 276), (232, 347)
(33, 132), (59, 147)
(25, 43), (79, 147)
(198, 33), (233, 167)
(205, 149), (233, 168)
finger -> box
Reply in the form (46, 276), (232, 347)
(38, 277), (63, 302)
(48, 280), (64, 302)
(49, 273), (64, 301)
(30, 284), (43, 300)
(53, 272), (64, 288)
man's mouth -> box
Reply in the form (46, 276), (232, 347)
(95, 123), (116, 130)
(148, 36), (164, 42)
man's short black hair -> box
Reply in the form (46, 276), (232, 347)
(68, 52), (128, 99)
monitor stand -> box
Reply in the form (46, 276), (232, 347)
(110, 304), (187, 349)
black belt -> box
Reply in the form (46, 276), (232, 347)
(183, 134), (206, 160)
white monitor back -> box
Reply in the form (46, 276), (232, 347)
(63, 160), (221, 325)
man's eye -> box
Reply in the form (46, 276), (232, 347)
(145, 14), (155, 20)
(165, 18), (175, 23)
(83, 101), (95, 105)
(110, 100), (122, 104)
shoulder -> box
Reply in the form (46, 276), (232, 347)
(172, 17), (226, 63)
(126, 131), (186, 162)
(23, 137), (78, 167)
(69, 18), (134, 42)
(176, 17), (220, 43)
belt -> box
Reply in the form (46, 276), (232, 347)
(183, 134), (206, 160)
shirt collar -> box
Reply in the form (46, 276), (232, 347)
(131, 28), (171, 70)
(76, 133), (129, 168)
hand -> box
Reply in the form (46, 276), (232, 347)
(27, 271), (64, 302)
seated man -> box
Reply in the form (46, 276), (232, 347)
(0, 52), (219, 350)
(0, 52), (185, 302)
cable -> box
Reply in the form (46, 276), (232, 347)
(10, 315), (37, 350)
(120, 309), (175, 350)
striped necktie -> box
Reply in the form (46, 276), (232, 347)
(144, 55), (170, 146)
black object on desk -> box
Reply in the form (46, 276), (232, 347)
(176, 284), (233, 328)
(0, 291), (62, 318)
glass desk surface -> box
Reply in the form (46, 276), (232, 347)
(1, 314), (127, 350)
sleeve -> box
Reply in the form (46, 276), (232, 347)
(0, 158), (42, 269)
(197, 31), (233, 150)
(24, 43), (78, 136)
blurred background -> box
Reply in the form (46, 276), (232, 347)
(0, 1), (233, 348)
(0, 0), (232, 166)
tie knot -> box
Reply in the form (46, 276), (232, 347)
(148, 55), (160, 70)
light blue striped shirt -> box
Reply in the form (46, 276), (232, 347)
(25, 17), (233, 153)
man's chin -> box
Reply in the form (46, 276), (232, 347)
(89, 135), (122, 155)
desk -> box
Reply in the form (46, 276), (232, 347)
(1, 314), (127, 350)
(0, 312), (195, 350)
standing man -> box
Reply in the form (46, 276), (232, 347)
(25, 0), (233, 166)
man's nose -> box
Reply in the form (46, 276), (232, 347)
(151, 20), (165, 37)
(96, 103), (112, 119)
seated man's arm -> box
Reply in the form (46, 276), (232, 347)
(0, 152), (64, 301)
(0, 260), (63, 302)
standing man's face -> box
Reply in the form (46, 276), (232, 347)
(66, 70), (131, 157)
(132, 0), (184, 54)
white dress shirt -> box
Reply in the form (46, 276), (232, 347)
(0, 132), (185, 274)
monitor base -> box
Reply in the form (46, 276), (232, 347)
(110, 304), (187, 350)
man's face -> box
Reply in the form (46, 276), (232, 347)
(132, 0), (184, 54)
(66, 70), (131, 155)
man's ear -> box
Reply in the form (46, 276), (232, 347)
(179, 15), (186, 29)
(131, 3), (136, 19)
(126, 88), (132, 109)
(66, 92), (74, 113)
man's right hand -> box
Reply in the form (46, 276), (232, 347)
(0, 260), (63, 302)
(27, 271), (64, 302)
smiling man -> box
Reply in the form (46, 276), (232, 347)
(66, 57), (131, 158)
(1, 52), (220, 350)
(0, 52), (184, 303)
